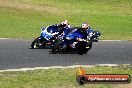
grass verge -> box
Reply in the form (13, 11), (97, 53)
(0, 65), (132, 88)
(0, 0), (132, 40)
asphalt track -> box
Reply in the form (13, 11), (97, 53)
(0, 39), (132, 70)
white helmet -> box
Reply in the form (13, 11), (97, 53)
(82, 22), (89, 29)
(61, 20), (68, 25)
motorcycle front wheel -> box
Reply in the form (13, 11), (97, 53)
(77, 41), (87, 55)
(31, 38), (42, 49)
(85, 43), (92, 53)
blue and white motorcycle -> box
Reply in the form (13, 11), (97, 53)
(31, 25), (59, 49)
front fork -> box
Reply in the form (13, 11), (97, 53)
(37, 36), (45, 47)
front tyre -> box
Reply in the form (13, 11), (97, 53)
(31, 38), (42, 49)
(85, 43), (92, 53)
(77, 42), (87, 55)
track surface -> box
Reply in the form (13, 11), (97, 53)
(0, 39), (132, 70)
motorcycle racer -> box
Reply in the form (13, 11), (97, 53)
(51, 22), (101, 54)
(65, 22), (94, 48)
(31, 20), (71, 49)
(82, 22), (94, 40)
(57, 20), (71, 36)
(44, 20), (71, 37)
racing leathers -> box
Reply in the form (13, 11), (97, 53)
(65, 27), (94, 48)
(44, 24), (71, 35)
(65, 28), (88, 48)
(57, 23), (71, 36)
(87, 27), (94, 40)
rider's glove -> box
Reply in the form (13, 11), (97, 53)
(66, 37), (71, 40)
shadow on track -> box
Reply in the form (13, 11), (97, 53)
(49, 50), (87, 55)
(29, 47), (51, 49)
(29, 47), (85, 55)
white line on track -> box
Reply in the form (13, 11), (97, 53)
(0, 64), (119, 72)
(100, 40), (125, 41)
(0, 38), (11, 39)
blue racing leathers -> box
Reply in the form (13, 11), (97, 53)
(65, 28), (88, 40)
(65, 28), (88, 48)
(87, 27), (94, 40)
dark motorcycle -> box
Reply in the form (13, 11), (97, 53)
(77, 31), (101, 54)
(52, 31), (101, 55)
(31, 25), (59, 49)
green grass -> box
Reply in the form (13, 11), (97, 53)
(0, 65), (132, 88)
(0, 0), (132, 40)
